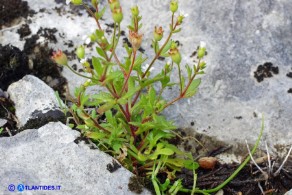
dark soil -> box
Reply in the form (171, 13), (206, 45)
(0, 94), (18, 137)
(145, 129), (292, 194)
(0, 45), (30, 90)
(17, 24), (32, 39)
(175, 160), (292, 195)
(0, 27), (66, 92)
(0, 0), (32, 29)
(254, 62), (279, 82)
(106, 159), (122, 173)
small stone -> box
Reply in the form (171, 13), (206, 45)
(198, 157), (217, 170)
(7, 75), (65, 129)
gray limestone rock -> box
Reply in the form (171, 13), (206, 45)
(0, 119), (7, 127)
(285, 189), (292, 195)
(7, 75), (65, 129)
(0, 122), (149, 195)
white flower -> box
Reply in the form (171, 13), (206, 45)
(200, 41), (206, 48)
(82, 35), (91, 45)
(142, 64), (154, 72)
(180, 11), (189, 18)
(66, 0), (71, 5)
(80, 57), (87, 64)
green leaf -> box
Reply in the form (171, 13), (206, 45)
(160, 178), (171, 191)
(149, 87), (156, 105)
(96, 47), (106, 59)
(97, 101), (116, 114)
(104, 71), (123, 83)
(86, 131), (106, 140)
(118, 87), (140, 105)
(156, 148), (174, 156)
(160, 53), (170, 57)
(87, 92), (113, 106)
(133, 54), (147, 72)
(150, 147), (174, 159)
(123, 42), (132, 56)
(160, 39), (172, 56)
(95, 29), (104, 38)
(80, 94), (90, 106)
(180, 75), (185, 91)
(92, 56), (103, 77)
(152, 40), (159, 54)
(127, 25), (135, 31)
(184, 78), (201, 98)
(137, 152), (148, 162)
(141, 74), (165, 88)
(138, 23), (143, 30)
(112, 143), (122, 152)
(76, 109), (90, 120)
(91, 109), (97, 118)
(68, 124), (74, 128)
(172, 28), (182, 34)
(186, 64), (192, 80)
(95, 7), (106, 20)
(184, 161), (199, 170)
(105, 110), (114, 125)
(160, 75), (170, 88)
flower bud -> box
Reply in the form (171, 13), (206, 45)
(198, 41), (206, 59)
(177, 11), (188, 25)
(76, 45), (85, 59)
(83, 79), (92, 87)
(199, 61), (206, 69)
(131, 5), (139, 17)
(129, 30), (143, 51)
(51, 50), (68, 66)
(169, 48), (181, 65)
(169, 41), (181, 64)
(71, 0), (83, 5)
(170, 0), (178, 13)
(112, 6), (123, 23)
(154, 26), (164, 41)
(97, 36), (109, 50)
(108, 0), (120, 11)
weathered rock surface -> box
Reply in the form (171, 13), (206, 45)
(285, 189), (292, 195)
(0, 122), (149, 194)
(7, 75), (65, 129)
(0, 119), (7, 127)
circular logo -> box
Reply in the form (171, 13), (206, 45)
(8, 184), (15, 192)
(17, 184), (25, 192)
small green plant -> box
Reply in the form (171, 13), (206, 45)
(53, 0), (263, 194)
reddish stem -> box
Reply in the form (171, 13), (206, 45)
(120, 50), (137, 96)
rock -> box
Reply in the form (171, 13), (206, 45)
(7, 75), (65, 129)
(285, 189), (292, 195)
(0, 122), (150, 194)
(0, 88), (8, 98)
(0, 119), (7, 127)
